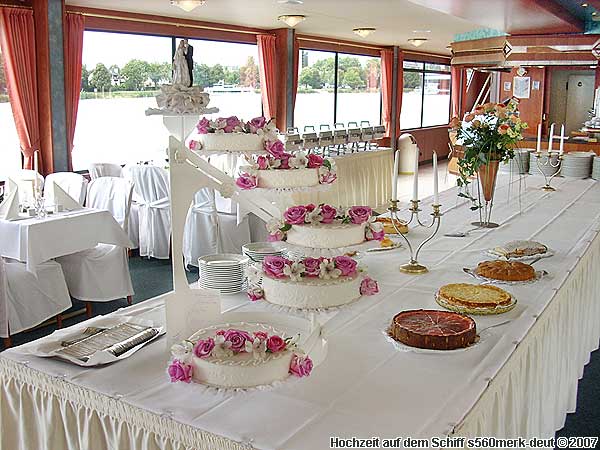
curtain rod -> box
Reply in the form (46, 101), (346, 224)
(78, 11), (264, 36)
(297, 36), (382, 51)
(0, 3), (32, 9)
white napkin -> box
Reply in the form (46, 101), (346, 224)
(6, 177), (18, 194)
(0, 189), (20, 220)
(51, 181), (82, 211)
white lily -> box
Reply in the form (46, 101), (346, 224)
(283, 262), (306, 281)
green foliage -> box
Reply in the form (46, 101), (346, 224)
(299, 66), (323, 89)
(81, 65), (90, 92)
(341, 66), (365, 90)
(403, 71), (421, 90)
(89, 63), (112, 92)
(121, 59), (150, 90)
(0, 53), (7, 94)
(239, 56), (259, 88)
(147, 62), (171, 86)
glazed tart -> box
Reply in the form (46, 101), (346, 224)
(475, 260), (536, 282)
(389, 309), (477, 350)
(438, 283), (512, 309)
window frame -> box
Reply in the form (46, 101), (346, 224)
(402, 59), (452, 130)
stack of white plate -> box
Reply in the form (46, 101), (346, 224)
(500, 149), (530, 175)
(198, 254), (249, 294)
(592, 156), (600, 180)
(529, 152), (560, 176)
(561, 152), (594, 179)
(242, 242), (286, 263)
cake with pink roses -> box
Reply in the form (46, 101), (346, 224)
(267, 204), (385, 249)
(167, 322), (314, 388)
(235, 151), (337, 190)
(189, 116), (278, 153)
(246, 255), (379, 309)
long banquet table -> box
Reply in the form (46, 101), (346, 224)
(1, 175), (600, 449)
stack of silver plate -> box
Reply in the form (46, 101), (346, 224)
(242, 242), (286, 263)
(561, 152), (594, 179)
(500, 149), (530, 175)
(529, 152), (560, 177)
(198, 254), (249, 294)
(592, 156), (600, 180)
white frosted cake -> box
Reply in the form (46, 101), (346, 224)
(246, 255), (380, 310)
(168, 322), (314, 388)
(195, 133), (265, 152)
(287, 222), (366, 248)
(258, 168), (320, 189)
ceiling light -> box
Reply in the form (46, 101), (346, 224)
(582, 2), (589, 7)
(593, 11), (598, 15)
(353, 27), (376, 38)
(412, 30), (431, 34)
(278, 14), (306, 27)
(278, 0), (303, 3)
(170, 0), (205, 12)
(408, 38), (428, 47)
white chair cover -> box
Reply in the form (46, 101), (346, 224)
(125, 166), (171, 259)
(0, 257), (71, 338)
(10, 169), (44, 206)
(57, 177), (134, 302)
(182, 188), (251, 267)
(88, 163), (123, 180)
(44, 172), (88, 206)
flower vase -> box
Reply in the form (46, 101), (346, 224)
(471, 160), (500, 228)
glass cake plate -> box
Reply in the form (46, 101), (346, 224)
(462, 267), (547, 285)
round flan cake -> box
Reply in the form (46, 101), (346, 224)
(492, 240), (547, 259)
(389, 309), (477, 350)
(475, 260), (536, 282)
(437, 283), (512, 309)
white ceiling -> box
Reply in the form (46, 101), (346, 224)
(65, 0), (480, 54)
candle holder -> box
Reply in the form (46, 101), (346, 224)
(535, 151), (562, 191)
(388, 199), (443, 274)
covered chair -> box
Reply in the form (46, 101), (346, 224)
(125, 165), (171, 259)
(89, 163), (123, 180)
(9, 169), (44, 206)
(0, 257), (72, 347)
(44, 172), (88, 206)
(182, 188), (251, 268)
(57, 177), (134, 316)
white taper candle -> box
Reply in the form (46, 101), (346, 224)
(559, 124), (565, 155)
(412, 146), (419, 202)
(536, 123), (542, 154)
(548, 123), (555, 153)
(433, 151), (439, 205)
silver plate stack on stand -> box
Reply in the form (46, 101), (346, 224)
(592, 156), (600, 180)
(560, 152), (594, 179)
(198, 254), (250, 294)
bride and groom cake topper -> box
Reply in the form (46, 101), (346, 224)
(173, 38), (194, 87)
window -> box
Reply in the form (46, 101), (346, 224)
(295, 49), (381, 132)
(73, 32), (262, 171)
(400, 61), (451, 129)
(0, 45), (22, 181)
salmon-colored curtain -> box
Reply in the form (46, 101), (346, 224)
(381, 49), (403, 139)
(257, 34), (277, 120)
(451, 66), (463, 118)
(0, 7), (41, 170)
(64, 13), (84, 171)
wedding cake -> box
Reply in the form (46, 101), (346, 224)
(145, 84), (219, 116)
(246, 255), (379, 309)
(235, 152), (337, 190)
(167, 322), (314, 388)
(189, 116), (278, 153)
(267, 204), (384, 248)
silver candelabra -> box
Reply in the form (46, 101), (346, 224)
(388, 199), (443, 274)
(535, 151), (563, 191)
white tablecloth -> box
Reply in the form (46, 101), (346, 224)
(0, 209), (132, 273)
(1, 176), (600, 450)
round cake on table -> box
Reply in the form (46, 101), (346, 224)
(167, 322), (314, 388)
(490, 240), (548, 259)
(246, 255), (379, 309)
(475, 260), (536, 282)
(436, 283), (516, 315)
(189, 116), (278, 153)
(266, 204), (385, 248)
(389, 309), (477, 350)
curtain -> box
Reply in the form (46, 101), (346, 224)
(451, 66), (462, 118)
(257, 34), (277, 121)
(380, 49), (403, 139)
(0, 7), (41, 170)
(64, 13), (85, 172)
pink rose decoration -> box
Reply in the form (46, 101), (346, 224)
(196, 117), (210, 134)
(333, 256), (358, 277)
(236, 173), (257, 190)
(284, 205), (308, 225)
(289, 354), (313, 377)
(262, 255), (291, 278)
(305, 203), (316, 212)
(189, 140), (197, 150)
(256, 155), (270, 170)
(247, 288), (264, 302)
(193, 338), (215, 358)
(223, 329), (252, 353)
(360, 277), (379, 296)
(168, 359), (193, 383)
(307, 153), (324, 168)
(254, 331), (268, 341)
(267, 231), (284, 242)
(249, 116), (267, 133)
(266, 335), (286, 353)
(320, 171), (337, 185)
(348, 206), (372, 224)
(279, 153), (293, 169)
(320, 204), (337, 224)
(266, 140), (285, 158)
(223, 116), (241, 133)
(303, 257), (322, 277)
(368, 228), (385, 241)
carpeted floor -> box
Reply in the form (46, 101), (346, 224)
(0, 254), (598, 440)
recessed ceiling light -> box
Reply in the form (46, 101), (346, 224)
(170, 0), (205, 12)
(582, 2), (589, 7)
(278, 14), (306, 27)
(278, 0), (303, 4)
(537, 65), (545, 68)
(593, 11), (598, 16)
(408, 38), (428, 47)
(353, 27), (376, 38)
(412, 30), (431, 33)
